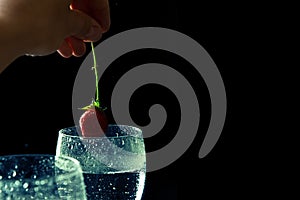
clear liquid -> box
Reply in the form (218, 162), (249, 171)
(57, 126), (146, 200)
(83, 171), (145, 200)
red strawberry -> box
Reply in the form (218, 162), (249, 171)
(79, 107), (108, 137)
(79, 42), (108, 137)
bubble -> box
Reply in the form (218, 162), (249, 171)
(12, 170), (16, 177)
(14, 180), (21, 186)
(23, 182), (29, 189)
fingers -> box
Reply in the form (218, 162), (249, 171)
(57, 37), (86, 58)
(71, 0), (111, 32)
(66, 9), (103, 42)
(90, 0), (111, 32)
(57, 39), (72, 58)
(67, 37), (86, 57)
(58, 0), (111, 58)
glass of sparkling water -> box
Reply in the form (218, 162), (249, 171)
(0, 154), (87, 199)
(56, 125), (146, 200)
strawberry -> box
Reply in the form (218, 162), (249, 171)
(79, 42), (108, 137)
(79, 106), (108, 137)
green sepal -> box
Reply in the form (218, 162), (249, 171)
(79, 99), (107, 111)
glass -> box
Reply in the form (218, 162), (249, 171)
(56, 125), (146, 200)
(0, 154), (87, 200)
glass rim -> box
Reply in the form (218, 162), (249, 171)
(0, 154), (82, 182)
(58, 124), (143, 139)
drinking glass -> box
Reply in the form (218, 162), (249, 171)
(0, 154), (87, 199)
(56, 125), (146, 200)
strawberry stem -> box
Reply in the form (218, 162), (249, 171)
(91, 42), (100, 107)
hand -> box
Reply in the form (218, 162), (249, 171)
(59, 0), (111, 58)
(0, 0), (110, 60)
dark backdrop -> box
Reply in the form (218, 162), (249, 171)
(0, 0), (291, 199)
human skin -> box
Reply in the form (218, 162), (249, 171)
(0, 0), (110, 73)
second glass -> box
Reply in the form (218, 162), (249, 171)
(56, 125), (146, 200)
(0, 154), (87, 199)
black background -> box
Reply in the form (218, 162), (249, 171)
(0, 0), (295, 199)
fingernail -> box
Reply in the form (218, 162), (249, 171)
(85, 25), (102, 41)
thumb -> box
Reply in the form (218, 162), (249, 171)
(66, 9), (103, 42)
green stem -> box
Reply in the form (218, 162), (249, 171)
(91, 42), (100, 105)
